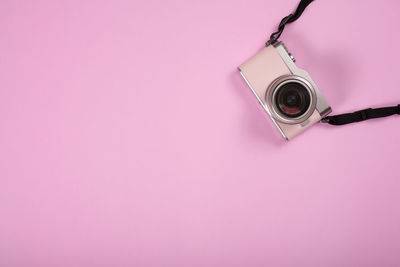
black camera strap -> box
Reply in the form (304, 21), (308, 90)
(266, 0), (314, 46)
(321, 105), (400, 125)
(267, 0), (400, 126)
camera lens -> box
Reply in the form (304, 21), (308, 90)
(275, 82), (311, 118)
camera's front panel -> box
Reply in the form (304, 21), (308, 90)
(238, 45), (323, 140)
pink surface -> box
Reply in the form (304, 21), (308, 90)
(1, 0), (399, 266)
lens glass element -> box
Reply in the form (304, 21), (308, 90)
(275, 82), (311, 118)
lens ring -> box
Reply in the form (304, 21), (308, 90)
(266, 75), (317, 124)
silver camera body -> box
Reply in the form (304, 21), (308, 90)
(238, 42), (331, 140)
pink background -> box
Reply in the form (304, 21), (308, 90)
(1, 0), (400, 266)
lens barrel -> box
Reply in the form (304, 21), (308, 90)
(274, 82), (311, 118)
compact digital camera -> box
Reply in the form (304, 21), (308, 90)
(238, 42), (331, 140)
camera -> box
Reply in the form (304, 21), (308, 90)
(238, 42), (331, 140)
